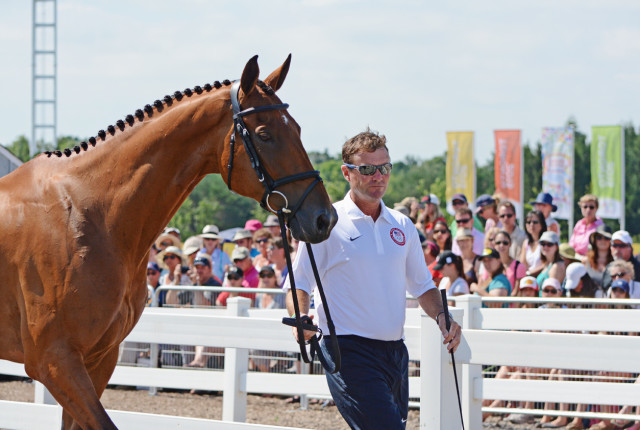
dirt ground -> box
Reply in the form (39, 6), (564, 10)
(0, 377), (545, 429)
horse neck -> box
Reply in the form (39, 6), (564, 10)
(67, 90), (232, 263)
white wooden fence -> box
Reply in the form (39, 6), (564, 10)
(1, 295), (640, 429)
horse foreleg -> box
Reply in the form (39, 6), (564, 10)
(26, 349), (117, 430)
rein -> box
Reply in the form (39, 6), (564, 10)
(226, 82), (341, 373)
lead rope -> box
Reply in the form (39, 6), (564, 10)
(278, 211), (341, 374)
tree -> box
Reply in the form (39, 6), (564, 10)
(4, 136), (31, 162)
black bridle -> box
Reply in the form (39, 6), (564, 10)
(226, 81), (341, 373)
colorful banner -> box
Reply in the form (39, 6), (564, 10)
(494, 130), (522, 205)
(446, 132), (475, 213)
(591, 125), (623, 219)
(541, 127), (574, 220)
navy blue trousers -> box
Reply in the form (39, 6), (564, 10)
(320, 335), (409, 430)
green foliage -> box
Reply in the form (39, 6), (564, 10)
(4, 136), (31, 162)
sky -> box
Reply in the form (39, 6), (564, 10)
(1, 0), (639, 164)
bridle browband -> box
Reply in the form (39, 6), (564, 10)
(226, 81), (322, 220)
(225, 81), (341, 374)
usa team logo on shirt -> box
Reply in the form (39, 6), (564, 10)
(390, 228), (406, 246)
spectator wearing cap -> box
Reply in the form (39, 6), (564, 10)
(192, 253), (222, 302)
(263, 214), (281, 237)
(163, 226), (181, 241)
(602, 231), (640, 289)
(217, 247), (259, 306)
(434, 251), (469, 307)
(610, 279), (631, 300)
(233, 229), (260, 258)
(200, 225), (232, 283)
(146, 262), (165, 306)
(603, 259), (640, 302)
(215, 266), (248, 307)
(475, 194), (499, 232)
(455, 228), (480, 284)
(519, 276), (539, 306)
(156, 246), (193, 305)
(564, 262), (605, 299)
(584, 225), (614, 288)
(570, 194), (605, 257)
(497, 201), (526, 261)
(252, 228), (274, 270)
(493, 230), (526, 297)
(519, 210), (546, 277)
(448, 193), (484, 236)
(432, 219), (452, 252)
(470, 248), (512, 308)
(535, 231), (565, 295)
(452, 207), (485, 256)
(422, 240), (442, 286)
(530, 192), (560, 236)
(416, 194), (445, 241)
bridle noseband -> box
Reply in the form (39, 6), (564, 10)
(226, 81), (322, 221)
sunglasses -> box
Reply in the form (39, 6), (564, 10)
(160, 241), (172, 247)
(452, 200), (465, 206)
(233, 258), (246, 263)
(582, 205), (596, 210)
(260, 273), (275, 278)
(499, 213), (514, 219)
(595, 235), (609, 241)
(163, 255), (178, 261)
(494, 240), (510, 246)
(611, 272), (627, 279)
(455, 218), (471, 224)
(343, 162), (392, 176)
(433, 229), (448, 234)
(256, 238), (269, 244)
(147, 270), (158, 275)
(526, 220), (540, 225)
(612, 243), (629, 249)
(540, 241), (555, 247)
(542, 288), (558, 294)
(227, 275), (242, 281)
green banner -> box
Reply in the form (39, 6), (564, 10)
(591, 125), (622, 218)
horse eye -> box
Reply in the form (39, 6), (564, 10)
(255, 125), (272, 141)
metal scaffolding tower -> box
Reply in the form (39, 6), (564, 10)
(32, 0), (57, 156)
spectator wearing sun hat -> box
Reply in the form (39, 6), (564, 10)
(263, 214), (281, 237)
(199, 225), (231, 282)
(156, 245), (193, 305)
(233, 229), (260, 258)
(530, 192), (560, 236)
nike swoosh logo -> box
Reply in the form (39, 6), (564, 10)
(349, 236), (361, 241)
(401, 418), (407, 423)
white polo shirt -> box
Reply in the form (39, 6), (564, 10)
(284, 192), (435, 341)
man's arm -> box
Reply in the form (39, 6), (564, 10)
(417, 288), (462, 353)
(285, 290), (316, 342)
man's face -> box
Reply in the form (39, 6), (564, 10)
(195, 263), (212, 280)
(203, 238), (218, 253)
(340, 148), (391, 204)
(455, 212), (474, 230)
(498, 206), (516, 228)
(147, 269), (160, 286)
(235, 238), (252, 249)
(267, 244), (284, 262)
(534, 203), (551, 217)
(611, 240), (632, 260)
(233, 256), (252, 271)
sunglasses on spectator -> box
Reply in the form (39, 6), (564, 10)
(433, 229), (448, 234)
(455, 218), (471, 224)
(343, 162), (393, 176)
(259, 273), (275, 278)
(612, 243), (629, 248)
(582, 205), (596, 210)
(452, 200), (465, 206)
(542, 288), (558, 294)
(494, 241), (510, 246)
(499, 213), (514, 219)
(163, 255), (178, 261)
(147, 270), (158, 276)
(227, 275), (242, 281)
(255, 238), (269, 244)
(233, 258), (246, 263)
(540, 242), (555, 247)
(611, 272), (627, 279)
(160, 241), (172, 247)
(526, 219), (540, 225)
(477, 208), (484, 215)
(595, 235), (609, 241)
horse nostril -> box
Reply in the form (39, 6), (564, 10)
(316, 212), (330, 233)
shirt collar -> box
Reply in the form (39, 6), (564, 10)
(343, 191), (394, 224)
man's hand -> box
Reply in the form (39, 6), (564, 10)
(438, 317), (462, 353)
(291, 314), (317, 343)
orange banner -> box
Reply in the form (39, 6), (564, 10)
(494, 130), (521, 203)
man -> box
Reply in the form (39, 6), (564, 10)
(192, 254), (222, 305)
(263, 214), (281, 237)
(602, 230), (640, 289)
(200, 224), (230, 282)
(233, 229), (260, 258)
(451, 207), (484, 256)
(448, 193), (484, 235)
(267, 236), (291, 308)
(284, 129), (461, 430)
(216, 247), (259, 306)
(497, 201), (526, 260)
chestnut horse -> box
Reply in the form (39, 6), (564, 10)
(0, 55), (337, 429)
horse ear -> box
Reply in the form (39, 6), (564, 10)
(264, 54), (291, 93)
(240, 55), (260, 98)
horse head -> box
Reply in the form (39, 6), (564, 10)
(222, 55), (337, 244)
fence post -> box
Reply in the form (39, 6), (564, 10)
(420, 308), (462, 429)
(34, 381), (57, 405)
(222, 297), (251, 422)
(456, 294), (482, 429)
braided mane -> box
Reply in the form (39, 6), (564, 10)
(45, 79), (273, 158)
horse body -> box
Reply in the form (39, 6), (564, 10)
(0, 56), (336, 429)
